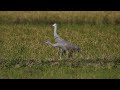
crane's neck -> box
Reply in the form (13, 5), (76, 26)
(54, 25), (59, 39)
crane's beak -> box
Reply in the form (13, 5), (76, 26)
(52, 23), (56, 27)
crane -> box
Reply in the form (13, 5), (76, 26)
(46, 23), (80, 58)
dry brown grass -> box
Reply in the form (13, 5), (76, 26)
(0, 11), (120, 24)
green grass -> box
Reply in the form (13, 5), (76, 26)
(0, 59), (120, 79)
(0, 11), (120, 79)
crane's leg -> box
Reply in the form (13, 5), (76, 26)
(61, 50), (66, 56)
(57, 48), (60, 56)
(59, 49), (66, 59)
(57, 48), (61, 59)
(68, 51), (73, 58)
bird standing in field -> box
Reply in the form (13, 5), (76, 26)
(45, 23), (80, 58)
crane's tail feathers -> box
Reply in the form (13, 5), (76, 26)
(77, 47), (80, 52)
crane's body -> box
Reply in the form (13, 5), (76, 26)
(46, 23), (80, 58)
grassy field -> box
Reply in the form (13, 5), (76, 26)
(0, 11), (120, 79)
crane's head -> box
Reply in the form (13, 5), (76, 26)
(45, 40), (51, 44)
(52, 23), (57, 27)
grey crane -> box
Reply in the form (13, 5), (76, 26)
(46, 23), (80, 58)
